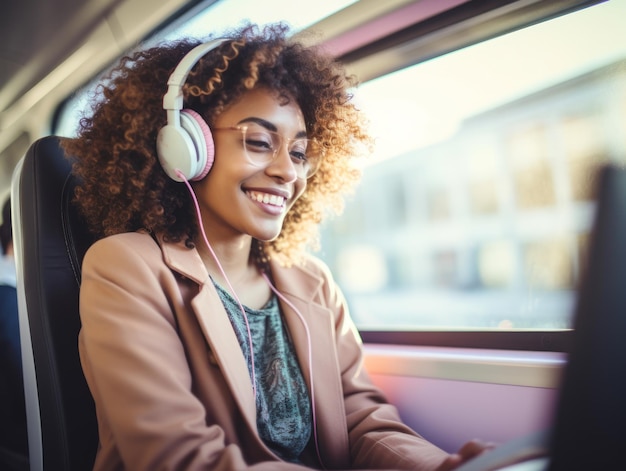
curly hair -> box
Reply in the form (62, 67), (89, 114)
(62, 22), (372, 266)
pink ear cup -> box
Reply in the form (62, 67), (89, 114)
(181, 109), (215, 180)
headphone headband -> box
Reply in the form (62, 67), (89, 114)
(162, 38), (228, 111)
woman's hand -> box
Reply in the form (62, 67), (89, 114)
(436, 439), (497, 471)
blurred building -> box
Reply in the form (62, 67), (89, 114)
(320, 58), (626, 330)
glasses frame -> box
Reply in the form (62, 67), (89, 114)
(212, 125), (321, 179)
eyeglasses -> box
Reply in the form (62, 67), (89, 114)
(213, 125), (321, 179)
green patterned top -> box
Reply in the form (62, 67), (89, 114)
(213, 281), (312, 462)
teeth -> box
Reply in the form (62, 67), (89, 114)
(247, 191), (285, 207)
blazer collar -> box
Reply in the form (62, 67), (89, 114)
(157, 233), (208, 285)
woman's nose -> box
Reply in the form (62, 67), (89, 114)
(266, 145), (298, 182)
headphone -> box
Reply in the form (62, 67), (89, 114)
(157, 39), (227, 182)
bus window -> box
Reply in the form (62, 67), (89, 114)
(318, 0), (626, 332)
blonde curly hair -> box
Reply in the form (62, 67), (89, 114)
(62, 22), (372, 266)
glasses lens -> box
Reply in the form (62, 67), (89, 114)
(303, 141), (321, 178)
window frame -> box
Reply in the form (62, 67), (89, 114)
(360, 329), (573, 352)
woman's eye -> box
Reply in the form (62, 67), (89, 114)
(290, 140), (309, 162)
(245, 134), (273, 152)
(290, 150), (307, 162)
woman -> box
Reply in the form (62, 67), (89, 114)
(63, 23), (490, 470)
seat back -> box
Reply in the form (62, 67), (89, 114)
(11, 136), (98, 471)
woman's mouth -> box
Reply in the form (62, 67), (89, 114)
(245, 190), (286, 208)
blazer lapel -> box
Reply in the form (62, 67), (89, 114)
(270, 261), (351, 469)
(191, 284), (257, 419)
(158, 237), (257, 426)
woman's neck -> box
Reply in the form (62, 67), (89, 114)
(196, 235), (271, 309)
(197, 233), (250, 272)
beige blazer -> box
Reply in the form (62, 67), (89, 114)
(78, 231), (448, 470)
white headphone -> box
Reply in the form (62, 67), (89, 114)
(156, 39), (227, 182)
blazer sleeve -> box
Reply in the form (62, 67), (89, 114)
(309, 257), (450, 470)
(79, 234), (315, 471)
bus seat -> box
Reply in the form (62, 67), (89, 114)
(11, 136), (98, 471)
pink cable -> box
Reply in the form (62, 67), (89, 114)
(177, 170), (257, 399)
(177, 169), (324, 468)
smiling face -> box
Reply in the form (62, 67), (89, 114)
(191, 87), (308, 244)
